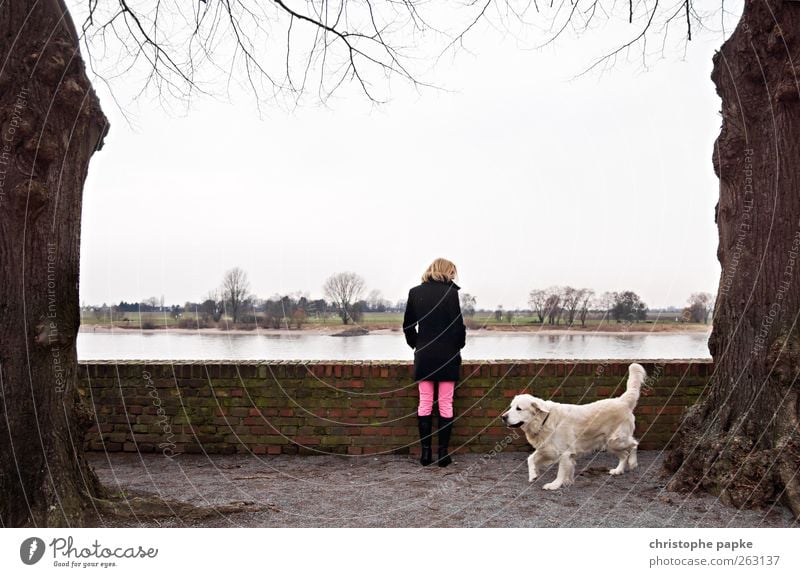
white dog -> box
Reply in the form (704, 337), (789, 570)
(500, 363), (646, 490)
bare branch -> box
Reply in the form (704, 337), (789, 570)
(71, 0), (712, 109)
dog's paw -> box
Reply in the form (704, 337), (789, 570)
(542, 481), (562, 491)
(608, 467), (624, 476)
(528, 472), (537, 483)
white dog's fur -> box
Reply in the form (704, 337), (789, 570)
(501, 363), (646, 490)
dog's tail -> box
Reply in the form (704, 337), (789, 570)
(620, 363), (647, 410)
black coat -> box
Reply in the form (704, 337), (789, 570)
(402, 279), (466, 382)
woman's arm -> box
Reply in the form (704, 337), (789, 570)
(449, 289), (466, 350)
(402, 289), (418, 349)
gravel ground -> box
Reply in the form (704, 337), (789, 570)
(88, 451), (797, 528)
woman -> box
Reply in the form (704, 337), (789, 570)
(402, 258), (467, 467)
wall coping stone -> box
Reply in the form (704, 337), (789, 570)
(79, 358), (712, 365)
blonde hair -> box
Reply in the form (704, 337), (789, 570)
(421, 258), (458, 283)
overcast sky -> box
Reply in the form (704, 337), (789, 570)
(73, 2), (737, 310)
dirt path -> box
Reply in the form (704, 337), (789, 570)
(88, 452), (796, 528)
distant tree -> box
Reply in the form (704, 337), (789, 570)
(142, 296), (160, 310)
(323, 272), (366, 325)
(505, 310), (515, 324)
(578, 289), (595, 327)
(307, 298), (329, 320)
(116, 301), (137, 313)
(296, 295), (309, 311)
(93, 306), (106, 322)
(111, 304), (126, 322)
(611, 291), (648, 323)
(683, 292), (715, 324)
(561, 286), (583, 326)
(527, 289), (548, 323)
(597, 291), (616, 322)
(544, 287), (563, 325)
(291, 309), (307, 329)
(221, 267), (251, 323)
(288, 290), (309, 306)
(351, 300), (366, 323)
(261, 294), (301, 328)
(460, 293), (477, 317)
(367, 289), (389, 312)
(262, 307), (284, 329)
(494, 306), (503, 322)
(201, 291), (224, 322)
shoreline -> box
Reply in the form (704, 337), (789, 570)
(79, 325), (712, 337)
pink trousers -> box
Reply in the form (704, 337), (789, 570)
(417, 380), (455, 418)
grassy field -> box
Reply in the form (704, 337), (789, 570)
(80, 309), (708, 332)
(81, 310), (172, 326)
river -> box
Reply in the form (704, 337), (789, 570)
(77, 330), (711, 361)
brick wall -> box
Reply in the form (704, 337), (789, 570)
(79, 360), (711, 456)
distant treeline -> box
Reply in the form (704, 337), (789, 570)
(82, 268), (715, 328)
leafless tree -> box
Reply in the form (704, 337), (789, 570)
(597, 291), (616, 323)
(366, 289), (390, 311)
(221, 267), (251, 323)
(684, 292), (715, 324)
(460, 293), (477, 317)
(71, 0), (535, 107)
(367, 289), (381, 309)
(201, 290), (225, 322)
(544, 286), (563, 325)
(528, 289), (548, 323)
(67, 1), (725, 114)
(323, 271), (366, 325)
(142, 296), (160, 309)
(578, 288), (595, 327)
(561, 286), (584, 326)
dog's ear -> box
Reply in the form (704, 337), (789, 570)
(529, 398), (550, 414)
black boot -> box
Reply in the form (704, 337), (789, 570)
(417, 415), (433, 466)
(437, 416), (454, 467)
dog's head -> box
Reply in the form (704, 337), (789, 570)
(500, 394), (550, 429)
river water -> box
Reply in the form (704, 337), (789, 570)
(77, 330), (711, 361)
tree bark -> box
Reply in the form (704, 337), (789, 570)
(666, 0), (800, 517)
(0, 0), (108, 526)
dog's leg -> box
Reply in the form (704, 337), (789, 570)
(543, 453), (575, 491)
(608, 436), (636, 476)
(609, 451), (628, 476)
(527, 453), (538, 482)
(532, 450), (553, 484)
(627, 444), (638, 470)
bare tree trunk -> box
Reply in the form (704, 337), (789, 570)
(0, 0), (108, 526)
(666, 0), (800, 516)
